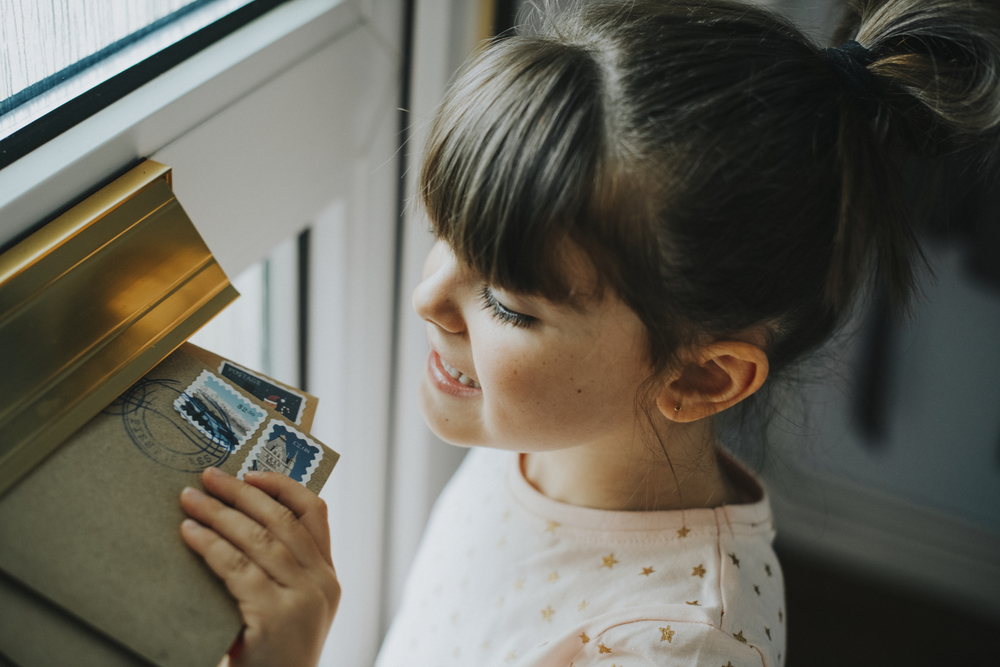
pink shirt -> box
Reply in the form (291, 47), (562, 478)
(378, 448), (786, 666)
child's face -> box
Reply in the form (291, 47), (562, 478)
(414, 240), (654, 453)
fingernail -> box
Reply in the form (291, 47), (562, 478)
(182, 486), (203, 499)
(205, 466), (222, 476)
(181, 519), (201, 533)
(244, 471), (263, 480)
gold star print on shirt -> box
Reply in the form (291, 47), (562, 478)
(373, 449), (785, 667)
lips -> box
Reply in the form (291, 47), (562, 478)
(428, 351), (481, 396)
(438, 356), (481, 389)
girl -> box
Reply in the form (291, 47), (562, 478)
(180, 0), (1000, 665)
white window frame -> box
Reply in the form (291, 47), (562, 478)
(0, 1), (408, 663)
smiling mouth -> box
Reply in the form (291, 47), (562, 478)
(439, 356), (481, 389)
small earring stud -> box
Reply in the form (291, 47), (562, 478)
(674, 404), (681, 412)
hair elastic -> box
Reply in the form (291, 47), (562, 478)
(819, 40), (880, 119)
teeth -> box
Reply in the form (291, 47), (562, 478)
(441, 359), (462, 380)
(440, 356), (480, 388)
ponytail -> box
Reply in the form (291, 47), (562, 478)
(851, 0), (1000, 141)
(826, 0), (1000, 313)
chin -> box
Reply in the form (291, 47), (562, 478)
(416, 379), (481, 448)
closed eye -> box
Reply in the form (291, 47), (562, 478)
(479, 285), (535, 328)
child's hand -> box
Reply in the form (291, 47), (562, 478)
(180, 466), (340, 667)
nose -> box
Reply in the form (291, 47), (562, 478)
(412, 241), (466, 334)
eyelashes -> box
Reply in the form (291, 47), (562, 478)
(479, 285), (535, 328)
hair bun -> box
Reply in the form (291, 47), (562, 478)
(844, 0), (1000, 153)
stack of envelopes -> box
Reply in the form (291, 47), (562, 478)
(0, 343), (338, 667)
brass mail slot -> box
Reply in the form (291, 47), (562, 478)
(0, 160), (238, 496)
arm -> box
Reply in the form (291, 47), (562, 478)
(180, 466), (341, 667)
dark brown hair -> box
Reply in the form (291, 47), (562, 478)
(420, 0), (1000, 381)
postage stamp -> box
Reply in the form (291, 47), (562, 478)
(107, 377), (237, 472)
(173, 371), (267, 453)
(237, 420), (323, 486)
(218, 361), (306, 424)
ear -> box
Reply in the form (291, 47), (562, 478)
(655, 342), (769, 423)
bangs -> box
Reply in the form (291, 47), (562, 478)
(419, 36), (612, 300)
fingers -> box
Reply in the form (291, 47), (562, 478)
(181, 468), (340, 667)
(181, 486), (305, 587)
(240, 471), (333, 566)
(201, 467), (331, 568)
(180, 517), (272, 602)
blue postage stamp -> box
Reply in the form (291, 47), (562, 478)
(238, 420), (323, 485)
(218, 361), (306, 425)
(173, 371), (267, 453)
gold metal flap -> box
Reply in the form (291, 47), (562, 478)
(0, 160), (238, 496)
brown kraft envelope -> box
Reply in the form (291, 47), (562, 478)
(0, 348), (338, 667)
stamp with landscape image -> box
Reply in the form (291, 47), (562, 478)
(218, 361), (306, 424)
(173, 371), (267, 453)
(238, 420), (323, 486)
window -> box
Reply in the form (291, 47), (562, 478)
(0, 0), (300, 170)
(2, 1), (257, 138)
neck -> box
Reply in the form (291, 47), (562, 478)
(521, 419), (741, 512)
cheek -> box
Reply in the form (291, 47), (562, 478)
(478, 342), (642, 443)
